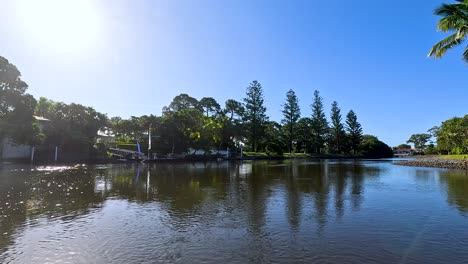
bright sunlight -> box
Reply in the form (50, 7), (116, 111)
(19, 0), (99, 52)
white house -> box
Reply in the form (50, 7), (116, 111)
(96, 128), (115, 144)
(1, 116), (50, 160)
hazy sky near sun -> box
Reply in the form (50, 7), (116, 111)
(0, 0), (467, 146)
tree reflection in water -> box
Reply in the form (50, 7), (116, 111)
(4, 160), (468, 263)
(438, 170), (468, 216)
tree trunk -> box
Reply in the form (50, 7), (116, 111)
(0, 136), (3, 162)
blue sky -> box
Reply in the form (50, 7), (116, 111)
(0, 0), (467, 147)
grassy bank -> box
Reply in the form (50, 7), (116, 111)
(438, 155), (467, 160)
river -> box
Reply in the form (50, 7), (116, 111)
(0, 160), (467, 263)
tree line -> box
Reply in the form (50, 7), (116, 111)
(1, 56), (393, 159)
(109, 81), (384, 154)
(108, 80), (393, 157)
(405, 115), (468, 155)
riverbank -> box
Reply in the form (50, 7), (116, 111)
(395, 156), (468, 170)
(242, 152), (362, 160)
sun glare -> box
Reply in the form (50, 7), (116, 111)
(20, 0), (99, 52)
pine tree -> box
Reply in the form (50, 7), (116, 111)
(329, 101), (345, 153)
(296, 117), (312, 153)
(243, 80), (267, 152)
(281, 89), (301, 153)
(310, 90), (328, 154)
(345, 110), (363, 155)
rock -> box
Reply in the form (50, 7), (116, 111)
(395, 158), (468, 170)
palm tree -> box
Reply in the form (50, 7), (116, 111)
(428, 0), (468, 62)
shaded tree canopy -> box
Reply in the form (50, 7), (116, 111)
(224, 99), (244, 121)
(359, 135), (393, 158)
(164, 93), (200, 113)
(199, 97), (221, 117)
(35, 97), (108, 153)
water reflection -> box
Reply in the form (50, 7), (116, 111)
(439, 170), (468, 215)
(0, 167), (105, 255)
(1, 161), (468, 263)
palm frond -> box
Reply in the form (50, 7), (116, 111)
(434, 3), (468, 17)
(434, 1), (468, 32)
(437, 16), (468, 31)
(428, 33), (464, 58)
(456, 26), (468, 39)
(462, 44), (468, 62)
(430, 1), (468, 61)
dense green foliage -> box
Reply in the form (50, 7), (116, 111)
(35, 97), (108, 157)
(359, 135), (394, 158)
(435, 115), (468, 154)
(406, 115), (467, 155)
(0, 56), (39, 147)
(296, 117), (313, 153)
(429, 0), (468, 63)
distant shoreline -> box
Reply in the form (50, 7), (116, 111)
(395, 157), (468, 170)
(0, 153), (387, 166)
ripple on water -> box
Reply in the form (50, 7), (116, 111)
(1, 162), (468, 263)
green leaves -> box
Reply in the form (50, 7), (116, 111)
(36, 99), (108, 153)
(407, 133), (432, 153)
(199, 97), (221, 117)
(0, 56), (37, 146)
(429, 1), (468, 62)
(359, 135), (393, 158)
(435, 115), (468, 154)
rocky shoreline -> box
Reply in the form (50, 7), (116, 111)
(395, 158), (468, 170)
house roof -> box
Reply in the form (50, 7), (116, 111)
(33, 115), (50, 122)
(394, 148), (412, 152)
(97, 129), (115, 137)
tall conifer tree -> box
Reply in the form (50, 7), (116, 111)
(310, 90), (328, 153)
(281, 89), (301, 153)
(243, 80), (267, 152)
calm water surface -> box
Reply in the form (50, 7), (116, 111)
(0, 160), (467, 263)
